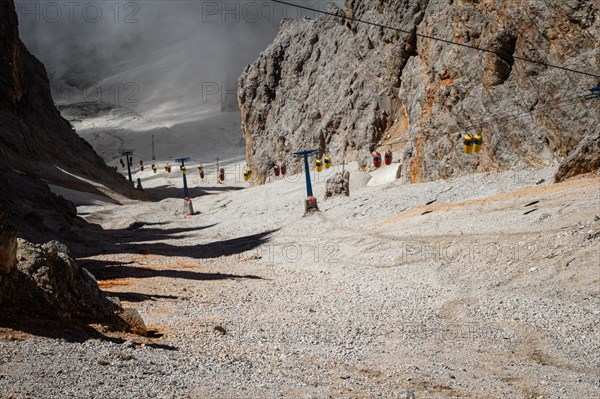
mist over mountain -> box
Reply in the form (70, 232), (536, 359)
(16, 1), (342, 107)
(0, 0), (137, 243)
(14, 1), (343, 162)
(17, 1), (279, 84)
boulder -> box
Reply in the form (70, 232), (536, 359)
(324, 171), (350, 198)
(1, 239), (145, 334)
(555, 134), (600, 182)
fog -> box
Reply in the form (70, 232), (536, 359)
(16, 0), (344, 93)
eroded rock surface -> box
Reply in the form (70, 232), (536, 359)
(0, 238), (143, 334)
(239, 0), (599, 184)
(324, 170), (350, 198)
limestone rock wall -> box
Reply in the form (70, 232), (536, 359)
(239, 0), (599, 184)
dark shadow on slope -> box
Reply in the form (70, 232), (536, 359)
(77, 229), (277, 284)
(72, 224), (219, 257)
(142, 184), (245, 202)
(0, 317), (124, 343)
(110, 229), (278, 258)
(125, 221), (171, 230)
(107, 225), (220, 244)
(79, 228), (278, 260)
(91, 265), (265, 282)
(78, 259), (135, 271)
(0, 318), (178, 350)
(108, 292), (180, 303)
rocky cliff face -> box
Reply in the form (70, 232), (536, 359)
(0, 0), (133, 242)
(239, 0), (599, 184)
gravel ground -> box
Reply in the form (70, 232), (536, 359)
(1, 165), (599, 398)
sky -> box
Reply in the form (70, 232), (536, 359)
(16, 0), (345, 89)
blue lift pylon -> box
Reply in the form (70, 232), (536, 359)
(293, 149), (319, 212)
(176, 157), (194, 216)
(175, 157), (191, 198)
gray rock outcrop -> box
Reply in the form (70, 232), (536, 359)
(239, 0), (599, 184)
(0, 239), (144, 335)
(555, 133), (600, 182)
(324, 170), (350, 198)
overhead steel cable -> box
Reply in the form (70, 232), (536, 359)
(271, 0), (600, 79)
